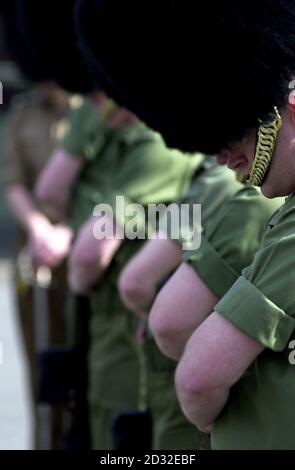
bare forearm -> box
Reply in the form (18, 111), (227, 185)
(119, 237), (182, 314)
(5, 184), (50, 233)
(69, 216), (124, 294)
(155, 328), (191, 361)
(150, 264), (219, 360)
(176, 312), (265, 432)
(153, 307), (216, 361)
(69, 247), (114, 294)
(35, 148), (84, 217)
(135, 237), (182, 282)
(68, 264), (101, 294)
(176, 383), (229, 430)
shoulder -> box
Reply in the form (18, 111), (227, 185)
(7, 90), (45, 127)
(202, 186), (283, 246)
(262, 195), (295, 243)
(10, 90), (42, 113)
(222, 185), (284, 220)
(68, 95), (97, 118)
(122, 121), (163, 148)
(191, 160), (241, 195)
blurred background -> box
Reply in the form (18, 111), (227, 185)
(0, 17), (34, 450)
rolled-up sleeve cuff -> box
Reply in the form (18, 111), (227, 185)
(215, 276), (295, 351)
(184, 237), (239, 299)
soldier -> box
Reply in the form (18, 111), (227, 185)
(19, 0), (198, 450)
(17, 0), (128, 450)
(36, 95), (117, 450)
(4, 86), (75, 451)
(76, 0), (295, 450)
(40, 100), (199, 450)
(1, 3), (74, 449)
(119, 156), (282, 449)
(4, 0), (101, 449)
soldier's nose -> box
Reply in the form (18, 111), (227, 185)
(227, 153), (248, 171)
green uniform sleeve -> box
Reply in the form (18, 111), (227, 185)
(215, 196), (295, 351)
(166, 160), (242, 249)
(60, 97), (105, 160)
(184, 187), (283, 299)
(114, 141), (196, 205)
(104, 135), (197, 231)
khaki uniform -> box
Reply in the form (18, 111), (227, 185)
(62, 112), (197, 449)
(4, 89), (69, 449)
(5, 90), (68, 191)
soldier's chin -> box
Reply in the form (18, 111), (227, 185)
(260, 177), (282, 199)
(260, 185), (272, 198)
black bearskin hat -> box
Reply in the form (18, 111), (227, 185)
(75, 0), (295, 154)
(0, 0), (49, 82)
(17, 0), (94, 94)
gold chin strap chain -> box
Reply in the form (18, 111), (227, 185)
(247, 106), (282, 187)
(236, 168), (247, 184)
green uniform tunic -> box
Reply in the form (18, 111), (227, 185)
(60, 97), (107, 347)
(209, 194), (295, 450)
(146, 159), (241, 450)
(185, 187), (283, 299)
(61, 96), (103, 161)
(62, 109), (197, 449)
(88, 128), (197, 450)
(147, 168), (283, 450)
